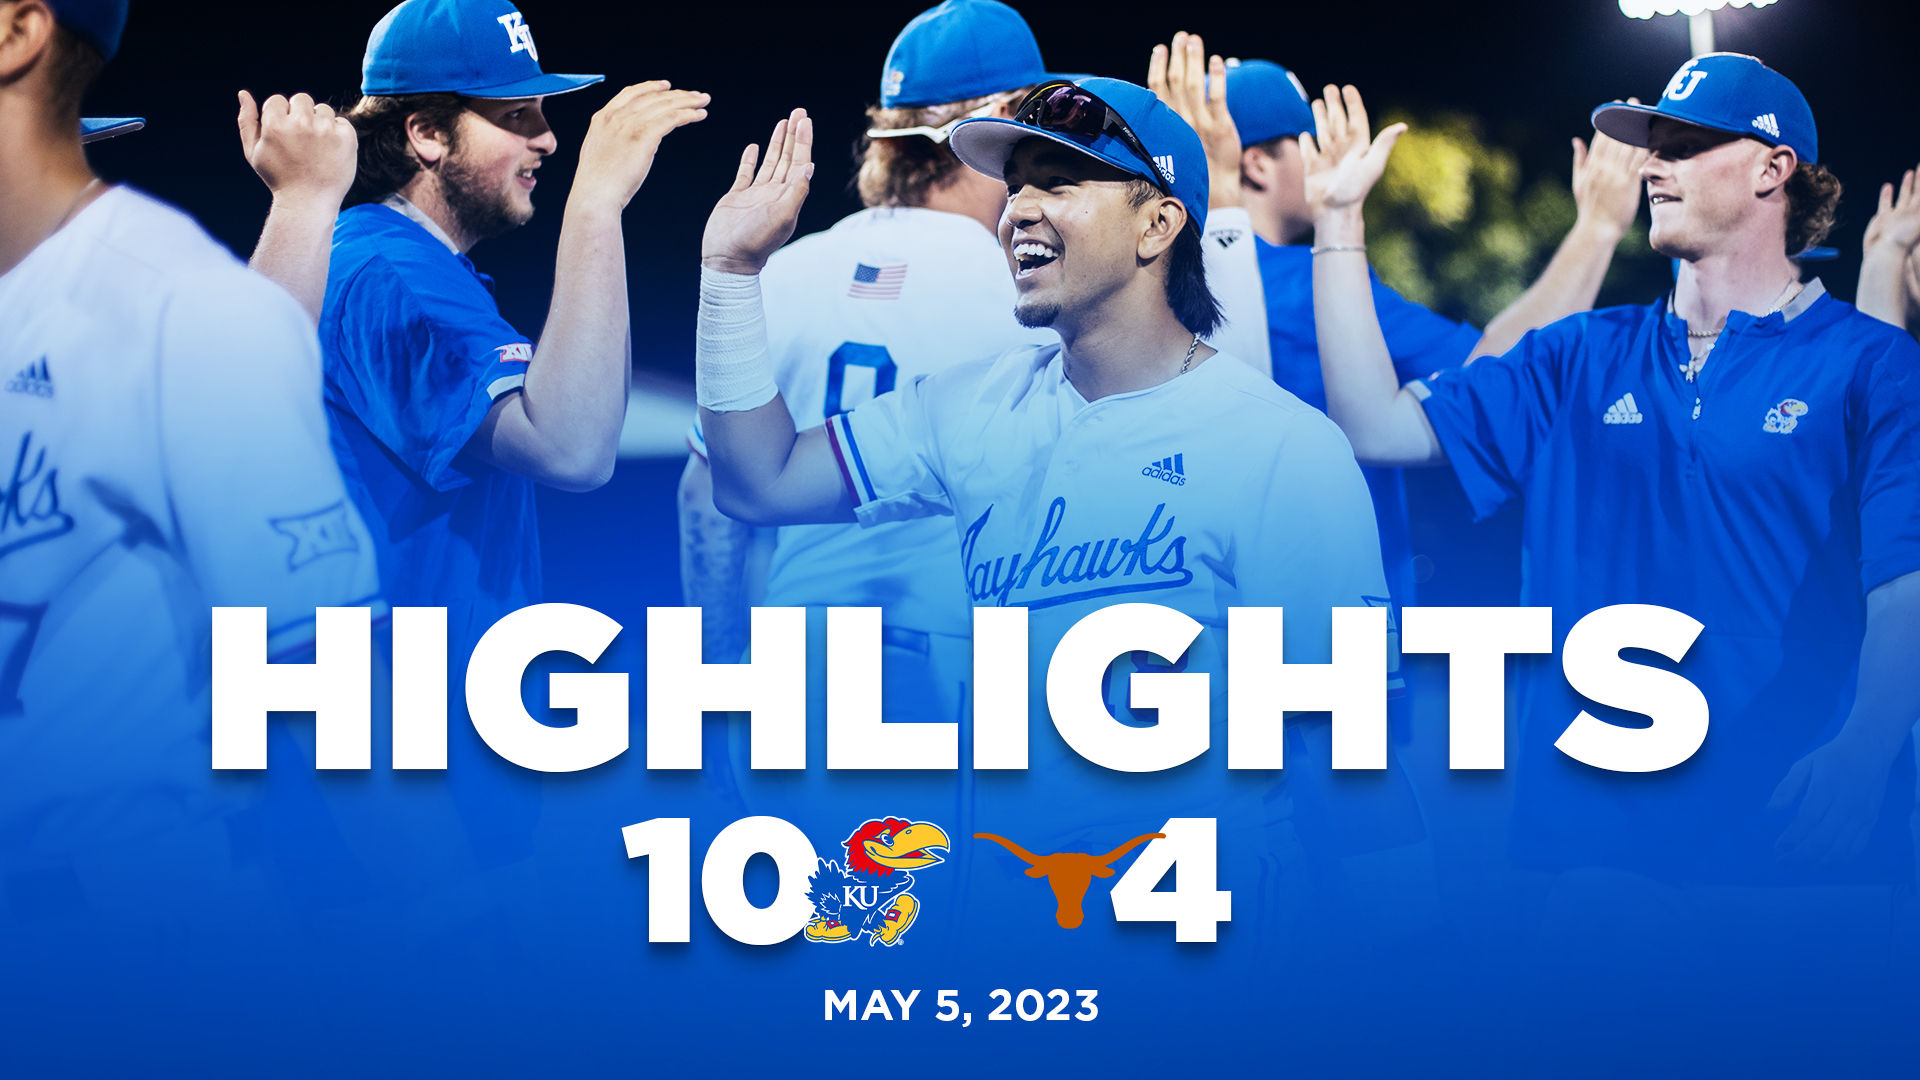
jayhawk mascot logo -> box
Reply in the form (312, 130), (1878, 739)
(1764, 398), (1808, 434)
(804, 817), (949, 947)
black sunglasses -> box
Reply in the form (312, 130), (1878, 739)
(1011, 81), (1170, 192)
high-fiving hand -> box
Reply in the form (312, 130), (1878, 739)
(237, 90), (357, 207)
(1864, 165), (1920, 266)
(1146, 31), (1241, 210)
(1571, 109), (1652, 238)
(1299, 84), (1405, 230)
(573, 81), (711, 210)
(702, 109), (815, 275)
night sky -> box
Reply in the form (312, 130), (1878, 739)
(81, 0), (1920, 378)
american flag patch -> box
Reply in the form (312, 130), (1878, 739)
(848, 262), (907, 300)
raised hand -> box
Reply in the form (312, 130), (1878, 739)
(1571, 109), (1652, 239)
(1863, 165), (1920, 264)
(237, 90), (357, 207)
(701, 109), (815, 275)
(1147, 31), (1241, 209)
(572, 81), (711, 210)
(1300, 84), (1405, 230)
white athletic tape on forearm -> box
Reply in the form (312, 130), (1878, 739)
(695, 267), (779, 413)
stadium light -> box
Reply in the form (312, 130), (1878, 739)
(1618, 0), (1781, 56)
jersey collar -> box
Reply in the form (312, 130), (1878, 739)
(380, 193), (461, 255)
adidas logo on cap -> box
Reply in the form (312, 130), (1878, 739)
(1153, 155), (1176, 183)
(1752, 113), (1780, 139)
(5, 357), (52, 398)
(1602, 392), (1643, 425)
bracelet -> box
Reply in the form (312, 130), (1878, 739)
(1310, 244), (1367, 255)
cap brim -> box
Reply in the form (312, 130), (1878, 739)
(463, 73), (605, 100)
(80, 117), (145, 144)
(1589, 102), (1663, 148)
(950, 117), (1151, 184)
(1591, 100), (1767, 149)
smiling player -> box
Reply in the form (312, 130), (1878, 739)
(695, 81), (1389, 940)
(1308, 55), (1920, 965)
(244, 0), (707, 865)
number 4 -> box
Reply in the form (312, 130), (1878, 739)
(1107, 817), (1231, 942)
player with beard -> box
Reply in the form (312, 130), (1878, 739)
(248, 0), (706, 648)
(245, 0), (705, 865)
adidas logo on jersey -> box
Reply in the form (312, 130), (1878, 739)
(1211, 228), (1245, 250)
(1142, 453), (1187, 486)
(1752, 112), (1780, 139)
(5, 358), (52, 398)
(1153, 155), (1176, 183)
(1602, 392), (1643, 425)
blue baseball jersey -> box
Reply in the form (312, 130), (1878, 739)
(1413, 281), (1920, 885)
(320, 202), (541, 648)
(1257, 239), (1483, 609)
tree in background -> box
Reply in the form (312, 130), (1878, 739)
(1364, 111), (1666, 327)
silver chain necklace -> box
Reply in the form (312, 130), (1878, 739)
(1179, 333), (1199, 375)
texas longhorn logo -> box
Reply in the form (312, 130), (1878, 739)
(975, 831), (1163, 928)
(804, 817), (951, 947)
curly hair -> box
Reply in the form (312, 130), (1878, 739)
(1784, 161), (1841, 258)
(341, 92), (470, 206)
(853, 90), (1024, 208)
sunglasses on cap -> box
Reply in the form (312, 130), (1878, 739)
(1010, 80), (1169, 192)
(866, 91), (1023, 145)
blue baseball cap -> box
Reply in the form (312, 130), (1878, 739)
(880, 0), (1066, 109)
(362, 0), (603, 99)
(48, 0), (126, 60)
(1224, 59), (1316, 147)
(1592, 53), (1816, 164)
(949, 77), (1211, 234)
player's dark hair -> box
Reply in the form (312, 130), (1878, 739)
(855, 89), (1028, 208)
(43, 25), (104, 127)
(1126, 179), (1223, 337)
(1784, 161), (1841, 259)
(342, 92), (471, 205)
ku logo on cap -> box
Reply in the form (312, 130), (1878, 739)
(1664, 60), (1709, 101)
(497, 11), (538, 62)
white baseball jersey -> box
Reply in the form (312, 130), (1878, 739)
(824, 344), (1388, 837)
(0, 187), (382, 852)
(756, 206), (1055, 634)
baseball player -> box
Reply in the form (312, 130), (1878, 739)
(696, 80), (1387, 950)
(677, 0), (1059, 738)
(244, 0), (707, 860)
(1309, 56), (1920, 952)
(1857, 160), (1920, 334)
(0, 0), (382, 921)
